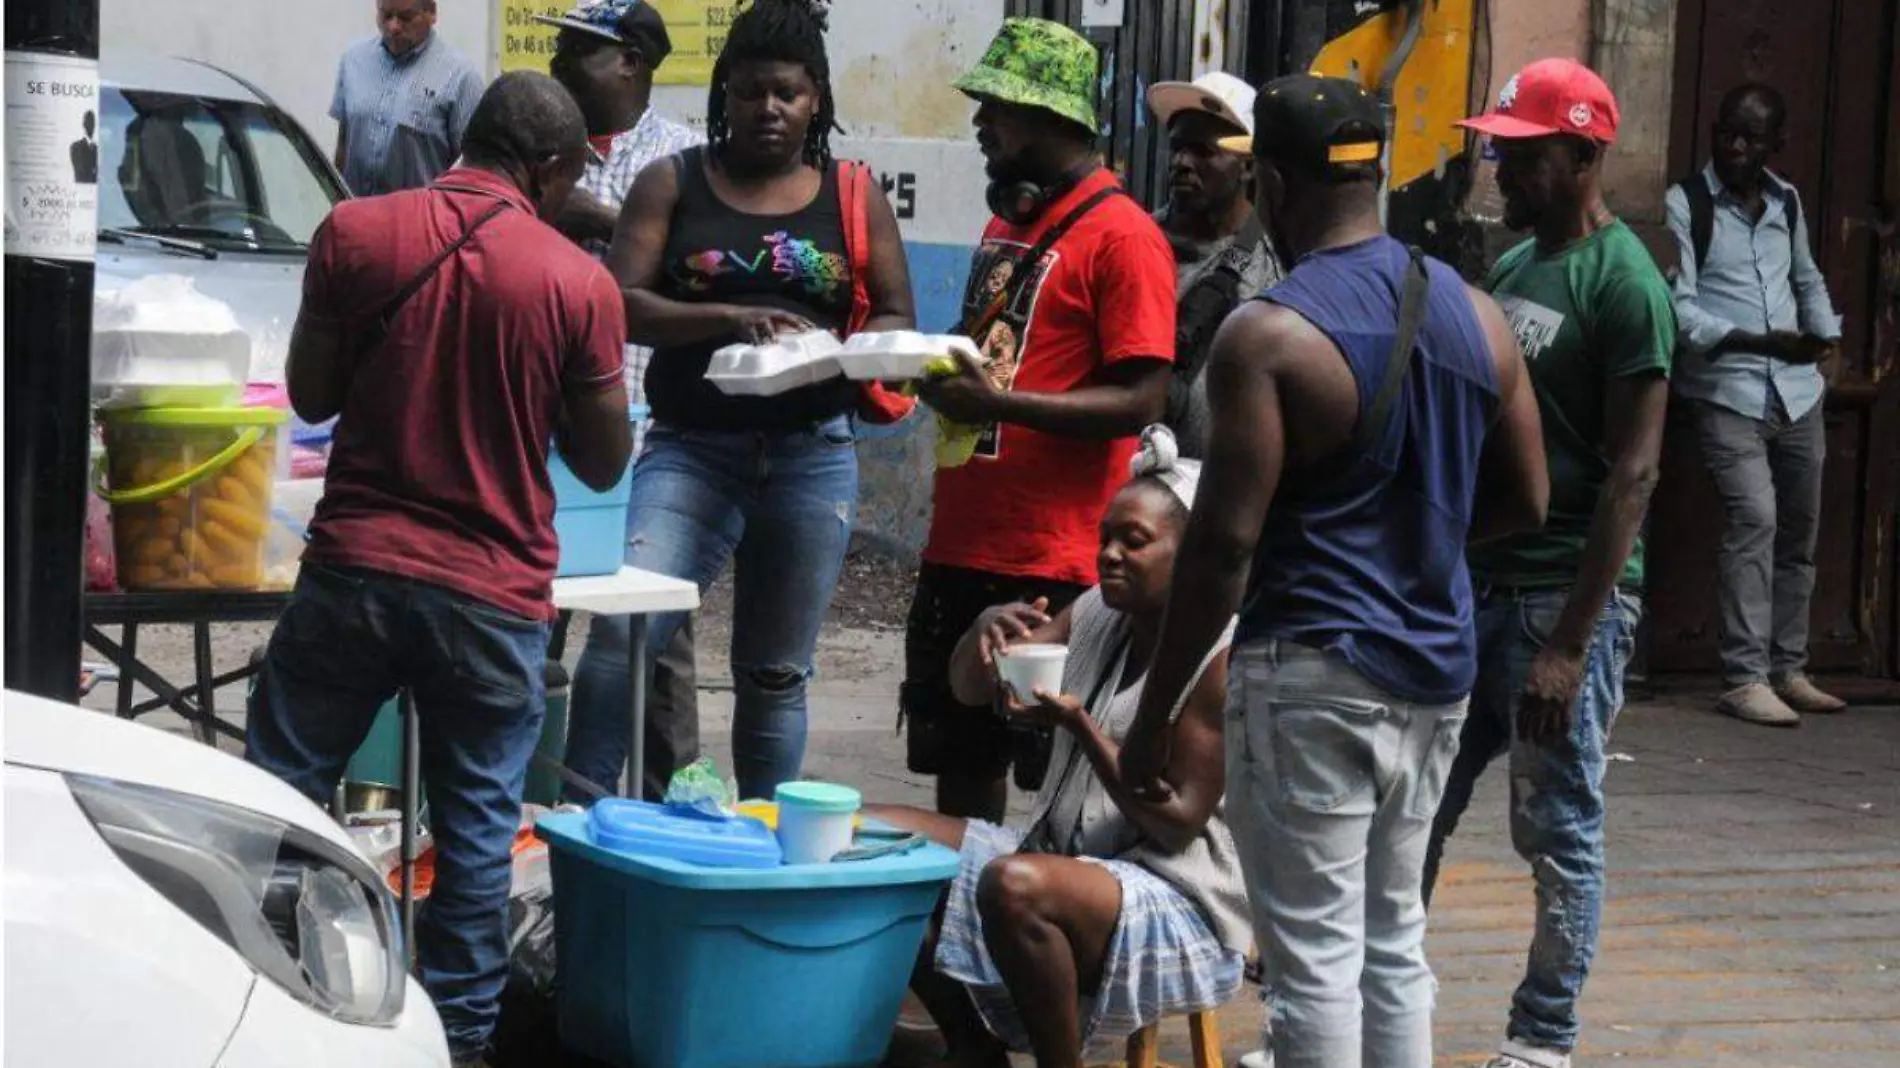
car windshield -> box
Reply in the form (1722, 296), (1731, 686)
(98, 87), (343, 253)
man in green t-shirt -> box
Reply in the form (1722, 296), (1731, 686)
(1422, 59), (1675, 1068)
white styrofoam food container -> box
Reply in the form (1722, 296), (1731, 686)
(705, 330), (845, 397)
(835, 331), (983, 381)
(91, 275), (251, 410)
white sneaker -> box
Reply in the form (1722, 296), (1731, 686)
(1484, 1038), (1572, 1068)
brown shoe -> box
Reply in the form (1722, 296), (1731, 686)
(1716, 683), (1801, 727)
(1776, 673), (1848, 714)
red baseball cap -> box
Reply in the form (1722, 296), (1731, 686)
(1459, 58), (1619, 145)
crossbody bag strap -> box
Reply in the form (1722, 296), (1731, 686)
(958, 184), (1122, 339)
(1351, 246), (1432, 458)
(369, 196), (511, 344)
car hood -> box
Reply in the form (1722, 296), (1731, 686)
(3, 691), (357, 856)
(95, 244), (304, 383)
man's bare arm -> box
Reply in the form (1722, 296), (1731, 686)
(1121, 305), (1304, 785)
(285, 311), (350, 424)
(1550, 373), (1668, 653)
(1467, 286), (1550, 543)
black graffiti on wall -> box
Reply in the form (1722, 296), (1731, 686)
(876, 171), (917, 221)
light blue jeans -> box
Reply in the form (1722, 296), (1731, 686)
(564, 415), (858, 801)
(1226, 641), (1468, 1068)
(1422, 588), (1640, 1053)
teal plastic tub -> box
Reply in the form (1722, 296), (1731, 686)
(535, 810), (959, 1068)
(551, 403), (647, 578)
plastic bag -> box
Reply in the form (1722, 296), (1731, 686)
(508, 806), (558, 997)
(92, 275), (251, 410)
(262, 477), (323, 589)
(84, 484), (116, 592)
(663, 758), (738, 817)
(902, 354), (985, 468)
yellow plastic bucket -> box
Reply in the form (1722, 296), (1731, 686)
(97, 406), (289, 591)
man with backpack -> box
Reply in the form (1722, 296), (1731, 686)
(1666, 82), (1846, 727)
(1146, 71), (1281, 458)
(906, 17), (1175, 822)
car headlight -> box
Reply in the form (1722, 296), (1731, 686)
(67, 774), (406, 1026)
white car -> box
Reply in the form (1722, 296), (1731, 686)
(3, 691), (449, 1066)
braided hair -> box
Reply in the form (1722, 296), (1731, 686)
(706, 0), (840, 168)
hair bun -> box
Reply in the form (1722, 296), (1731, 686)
(1127, 425), (1202, 512)
(1129, 425), (1182, 480)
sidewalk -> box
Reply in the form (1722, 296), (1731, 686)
(700, 648), (1900, 1067)
(89, 616), (1899, 1067)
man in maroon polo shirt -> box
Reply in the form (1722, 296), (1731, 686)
(246, 72), (631, 1067)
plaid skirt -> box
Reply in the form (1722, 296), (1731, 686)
(933, 821), (1246, 1055)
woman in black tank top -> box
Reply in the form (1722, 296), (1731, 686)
(566, 0), (916, 802)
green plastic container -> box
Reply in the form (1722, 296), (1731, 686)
(346, 698), (406, 790)
(345, 661), (572, 812)
(524, 664), (571, 807)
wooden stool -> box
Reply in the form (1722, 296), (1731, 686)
(1123, 1009), (1223, 1068)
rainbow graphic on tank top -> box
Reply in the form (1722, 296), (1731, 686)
(673, 232), (846, 302)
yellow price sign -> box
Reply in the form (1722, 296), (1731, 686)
(495, 0), (740, 85)
(497, 0), (564, 73)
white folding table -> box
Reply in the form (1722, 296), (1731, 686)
(396, 565), (700, 939)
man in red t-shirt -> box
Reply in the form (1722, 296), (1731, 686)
(246, 73), (630, 1066)
(909, 18), (1176, 821)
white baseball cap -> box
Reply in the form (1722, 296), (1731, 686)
(1145, 71), (1257, 152)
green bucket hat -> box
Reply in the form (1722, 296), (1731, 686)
(952, 17), (1100, 134)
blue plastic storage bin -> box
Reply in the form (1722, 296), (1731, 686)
(551, 404), (647, 578)
(536, 810), (959, 1068)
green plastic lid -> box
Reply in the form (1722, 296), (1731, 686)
(775, 781), (862, 814)
(100, 406), (289, 427)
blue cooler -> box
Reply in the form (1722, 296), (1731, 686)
(536, 809), (959, 1068)
(550, 404), (647, 578)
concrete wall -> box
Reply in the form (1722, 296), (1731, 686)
(101, 0), (498, 149)
(1467, 0), (1678, 259)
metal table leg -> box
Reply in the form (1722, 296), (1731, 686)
(399, 690), (420, 951)
(192, 622), (217, 746)
(115, 622), (138, 720)
(629, 615), (648, 800)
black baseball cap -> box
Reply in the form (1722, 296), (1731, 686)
(535, 1), (673, 67)
(1229, 73), (1385, 178)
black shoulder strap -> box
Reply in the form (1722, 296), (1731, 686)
(1680, 175), (1714, 272)
(368, 197), (510, 346)
(959, 184), (1122, 338)
(1352, 246), (1432, 458)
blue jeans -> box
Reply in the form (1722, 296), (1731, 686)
(1227, 642), (1468, 1068)
(245, 564), (550, 1060)
(1422, 588), (1640, 1053)
(565, 415), (858, 801)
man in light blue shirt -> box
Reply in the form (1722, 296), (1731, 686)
(331, 0), (486, 196)
(1666, 82), (1846, 727)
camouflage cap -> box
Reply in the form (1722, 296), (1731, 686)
(952, 17), (1100, 134)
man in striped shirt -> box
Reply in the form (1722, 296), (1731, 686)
(544, 0), (706, 801)
(331, 0), (486, 196)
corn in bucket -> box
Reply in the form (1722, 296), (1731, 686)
(97, 406), (289, 591)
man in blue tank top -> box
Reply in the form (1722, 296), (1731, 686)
(1427, 60), (1676, 1068)
(1122, 75), (1549, 1068)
